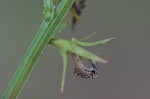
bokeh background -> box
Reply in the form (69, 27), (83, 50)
(0, 0), (150, 99)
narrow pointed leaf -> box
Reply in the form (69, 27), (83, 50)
(59, 49), (67, 93)
(72, 37), (116, 47)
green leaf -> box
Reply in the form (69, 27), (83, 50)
(72, 37), (116, 47)
(59, 49), (67, 93)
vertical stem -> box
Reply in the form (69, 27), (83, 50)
(2, 0), (75, 98)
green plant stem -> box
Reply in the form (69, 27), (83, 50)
(2, 0), (75, 98)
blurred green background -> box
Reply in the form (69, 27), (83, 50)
(0, 0), (150, 99)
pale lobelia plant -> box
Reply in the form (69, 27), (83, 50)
(49, 34), (115, 92)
